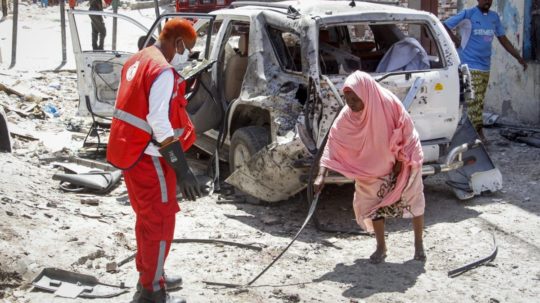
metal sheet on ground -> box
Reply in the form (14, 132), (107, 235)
(446, 117), (502, 200)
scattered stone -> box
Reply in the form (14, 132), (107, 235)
(270, 289), (300, 302)
(81, 198), (100, 206)
(48, 82), (61, 90)
(106, 262), (118, 273)
(68, 237), (78, 242)
(80, 209), (102, 219)
(261, 214), (280, 225)
(46, 202), (57, 208)
(44, 213), (53, 218)
(77, 249), (106, 265)
(6, 211), (13, 216)
(1, 197), (13, 203)
(232, 288), (248, 295)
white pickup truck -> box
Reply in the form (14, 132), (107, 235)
(68, 0), (502, 202)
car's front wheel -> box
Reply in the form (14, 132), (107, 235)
(229, 126), (270, 173)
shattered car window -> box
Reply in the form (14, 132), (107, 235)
(319, 22), (444, 75)
(267, 27), (302, 73)
(208, 20), (223, 56)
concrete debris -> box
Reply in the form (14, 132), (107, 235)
(271, 289), (301, 303)
(105, 262), (118, 273)
(76, 249), (106, 266)
(261, 214), (281, 225)
(81, 198), (100, 206)
(79, 209), (102, 219)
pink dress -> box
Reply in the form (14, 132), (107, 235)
(320, 71), (425, 231)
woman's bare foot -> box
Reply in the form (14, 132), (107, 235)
(414, 244), (426, 261)
(369, 248), (387, 264)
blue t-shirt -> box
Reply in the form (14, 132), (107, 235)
(444, 7), (505, 71)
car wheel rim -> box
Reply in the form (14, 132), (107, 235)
(233, 143), (251, 170)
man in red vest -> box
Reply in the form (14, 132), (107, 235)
(107, 19), (202, 303)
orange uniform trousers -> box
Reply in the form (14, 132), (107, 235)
(123, 154), (180, 292)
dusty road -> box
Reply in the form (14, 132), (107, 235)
(1, 68), (540, 303)
(1, 3), (540, 303)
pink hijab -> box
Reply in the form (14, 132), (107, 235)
(320, 71), (423, 213)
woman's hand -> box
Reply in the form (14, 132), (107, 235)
(313, 174), (326, 194)
(313, 167), (328, 194)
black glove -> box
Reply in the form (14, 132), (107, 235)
(158, 139), (202, 201)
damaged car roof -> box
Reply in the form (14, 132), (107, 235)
(218, 0), (431, 19)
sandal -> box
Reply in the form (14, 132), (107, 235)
(414, 251), (426, 262)
(369, 251), (387, 264)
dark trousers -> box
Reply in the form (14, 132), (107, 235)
(1, 0), (7, 18)
(90, 15), (106, 50)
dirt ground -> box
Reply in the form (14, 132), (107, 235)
(1, 3), (540, 303)
(1, 70), (539, 303)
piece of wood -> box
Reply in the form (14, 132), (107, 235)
(7, 123), (39, 140)
(0, 83), (24, 97)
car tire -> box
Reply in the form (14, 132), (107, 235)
(229, 126), (269, 173)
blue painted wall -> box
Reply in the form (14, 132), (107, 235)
(523, 0), (533, 59)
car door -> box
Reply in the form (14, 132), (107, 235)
(68, 10), (216, 118)
(68, 10), (151, 117)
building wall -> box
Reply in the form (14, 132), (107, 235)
(441, 0), (540, 125)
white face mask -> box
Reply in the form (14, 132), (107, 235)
(170, 49), (189, 66)
(170, 39), (190, 67)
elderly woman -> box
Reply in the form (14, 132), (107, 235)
(313, 71), (426, 264)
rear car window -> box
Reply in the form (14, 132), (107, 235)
(319, 22), (444, 75)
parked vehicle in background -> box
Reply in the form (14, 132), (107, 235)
(175, 0), (233, 13)
(68, 1), (503, 203)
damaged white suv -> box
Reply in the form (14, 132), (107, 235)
(68, 0), (502, 202)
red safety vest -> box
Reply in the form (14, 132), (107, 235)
(107, 46), (196, 170)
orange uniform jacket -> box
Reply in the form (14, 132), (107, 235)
(107, 46), (195, 170)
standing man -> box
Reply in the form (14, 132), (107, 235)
(2, 0), (7, 19)
(107, 19), (202, 303)
(89, 0), (110, 50)
(444, 0), (527, 141)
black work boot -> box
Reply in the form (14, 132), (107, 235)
(137, 288), (186, 303)
(132, 276), (183, 302)
(163, 274), (183, 290)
